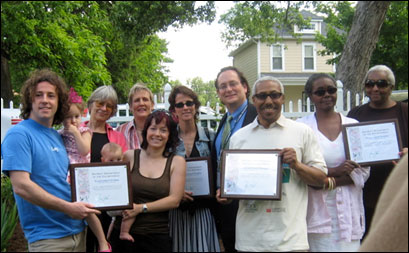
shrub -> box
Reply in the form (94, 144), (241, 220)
(1, 174), (19, 252)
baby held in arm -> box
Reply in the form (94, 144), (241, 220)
(101, 143), (135, 243)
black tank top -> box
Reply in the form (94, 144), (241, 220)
(116, 149), (174, 234)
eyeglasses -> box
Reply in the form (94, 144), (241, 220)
(254, 92), (283, 100)
(94, 100), (114, 111)
(174, 101), (195, 108)
(365, 79), (389, 88)
(218, 81), (240, 91)
(313, 86), (337, 97)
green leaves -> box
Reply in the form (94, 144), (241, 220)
(2, 1), (216, 105)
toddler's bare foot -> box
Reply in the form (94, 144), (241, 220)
(120, 232), (134, 242)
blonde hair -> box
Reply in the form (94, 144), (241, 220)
(128, 83), (154, 106)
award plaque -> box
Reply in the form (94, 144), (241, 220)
(220, 149), (282, 200)
(69, 161), (133, 210)
(342, 119), (402, 166)
(185, 157), (214, 198)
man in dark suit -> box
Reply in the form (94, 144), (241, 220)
(211, 66), (258, 252)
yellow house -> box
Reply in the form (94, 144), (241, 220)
(230, 11), (336, 112)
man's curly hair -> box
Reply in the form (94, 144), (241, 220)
(20, 69), (69, 126)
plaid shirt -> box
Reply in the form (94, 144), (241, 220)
(116, 120), (141, 150)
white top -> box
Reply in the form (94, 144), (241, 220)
(229, 115), (327, 252)
(297, 113), (369, 241)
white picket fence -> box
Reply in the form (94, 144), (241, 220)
(1, 81), (367, 144)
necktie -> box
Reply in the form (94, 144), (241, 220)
(221, 115), (233, 150)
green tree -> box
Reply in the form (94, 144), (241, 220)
(1, 1), (112, 105)
(99, 1), (216, 102)
(188, 77), (220, 110)
(220, 1), (395, 105)
(1, 1), (216, 106)
(315, 1), (408, 90)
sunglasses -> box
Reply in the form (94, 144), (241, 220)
(94, 100), (114, 110)
(174, 101), (195, 108)
(313, 86), (337, 97)
(254, 92), (283, 100)
(365, 79), (389, 88)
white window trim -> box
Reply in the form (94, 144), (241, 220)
(270, 44), (285, 71)
(302, 43), (316, 72)
(294, 21), (320, 34)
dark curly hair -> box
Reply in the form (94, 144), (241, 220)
(141, 110), (179, 157)
(20, 69), (69, 126)
(168, 85), (201, 122)
(304, 73), (337, 98)
(215, 66), (251, 98)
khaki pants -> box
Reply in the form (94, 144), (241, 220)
(28, 230), (86, 252)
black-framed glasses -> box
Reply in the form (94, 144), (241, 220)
(174, 100), (195, 108)
(254, 92), (283, 100)
(313, 86), (337, 97)
(365, 79), (389, 88)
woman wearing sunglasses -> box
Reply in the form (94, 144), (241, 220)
(297, 73), (370, 251)
(347, 65), (408, 238)
(167, 85), (220, 252)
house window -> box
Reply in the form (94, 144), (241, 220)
(271, 44), (284, 71)
(303, 43), (316, 71)
(295, 21), (320, 34)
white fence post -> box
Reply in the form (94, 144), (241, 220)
(164, 83), (171, 110)
(336, 80), (344, 112)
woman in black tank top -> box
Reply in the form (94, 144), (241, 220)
(110, 110), (186, 252)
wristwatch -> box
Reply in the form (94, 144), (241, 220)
(142, 204), (148, 213)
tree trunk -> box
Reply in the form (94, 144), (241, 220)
(1, 55), (13, 108)
(335, 1), (390, 108)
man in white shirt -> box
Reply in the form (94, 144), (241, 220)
(217, 76), (327, 252)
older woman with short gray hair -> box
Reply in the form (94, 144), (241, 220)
(81, 85), (128, 252)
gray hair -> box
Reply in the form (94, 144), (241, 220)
(128, 83), (154, 106)
(87, 85), (118, 117)
(365, 65), (395, 87)
(252, 76), (285, 95)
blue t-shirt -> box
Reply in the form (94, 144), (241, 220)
(1, 119), (85, 243)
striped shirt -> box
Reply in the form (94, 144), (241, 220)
(116, 120), (141, 150)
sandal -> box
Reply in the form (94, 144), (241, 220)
(98, 242), (112, 252)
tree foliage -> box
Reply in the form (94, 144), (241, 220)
(188, 77), (220, 109)
(315, 1), (408, 90)
(219, 1), (318, 48)
(1, 1), (112, 103)
(1, 1), (216, 106)
(219, 1), (407, 93)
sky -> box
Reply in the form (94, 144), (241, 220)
(158, 2), (235, 84)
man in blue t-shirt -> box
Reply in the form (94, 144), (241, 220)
(1, 69), (100, 252)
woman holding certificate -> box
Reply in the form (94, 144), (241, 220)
(82, 85), (128, 252)
(168, 86), (221, 252)
(109, 110), (186, 252)
(297, 74), (370, 252)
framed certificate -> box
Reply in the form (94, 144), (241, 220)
(69, 161), (133, 210)
(342, 119), (402, 166)
(220, 149), (282, 200)
(185, 157), (214, 198)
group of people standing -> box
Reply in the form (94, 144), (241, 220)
(1, 64), (407, 252)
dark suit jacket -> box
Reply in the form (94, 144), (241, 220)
(210, 102), (258, 188)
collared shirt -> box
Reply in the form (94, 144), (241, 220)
(297, 113), (369, 242)
(215, 100), (248, 160)
(229, 115), (327, 252)
(81, 121), (128, 153)
(116, 120), (141, 150)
